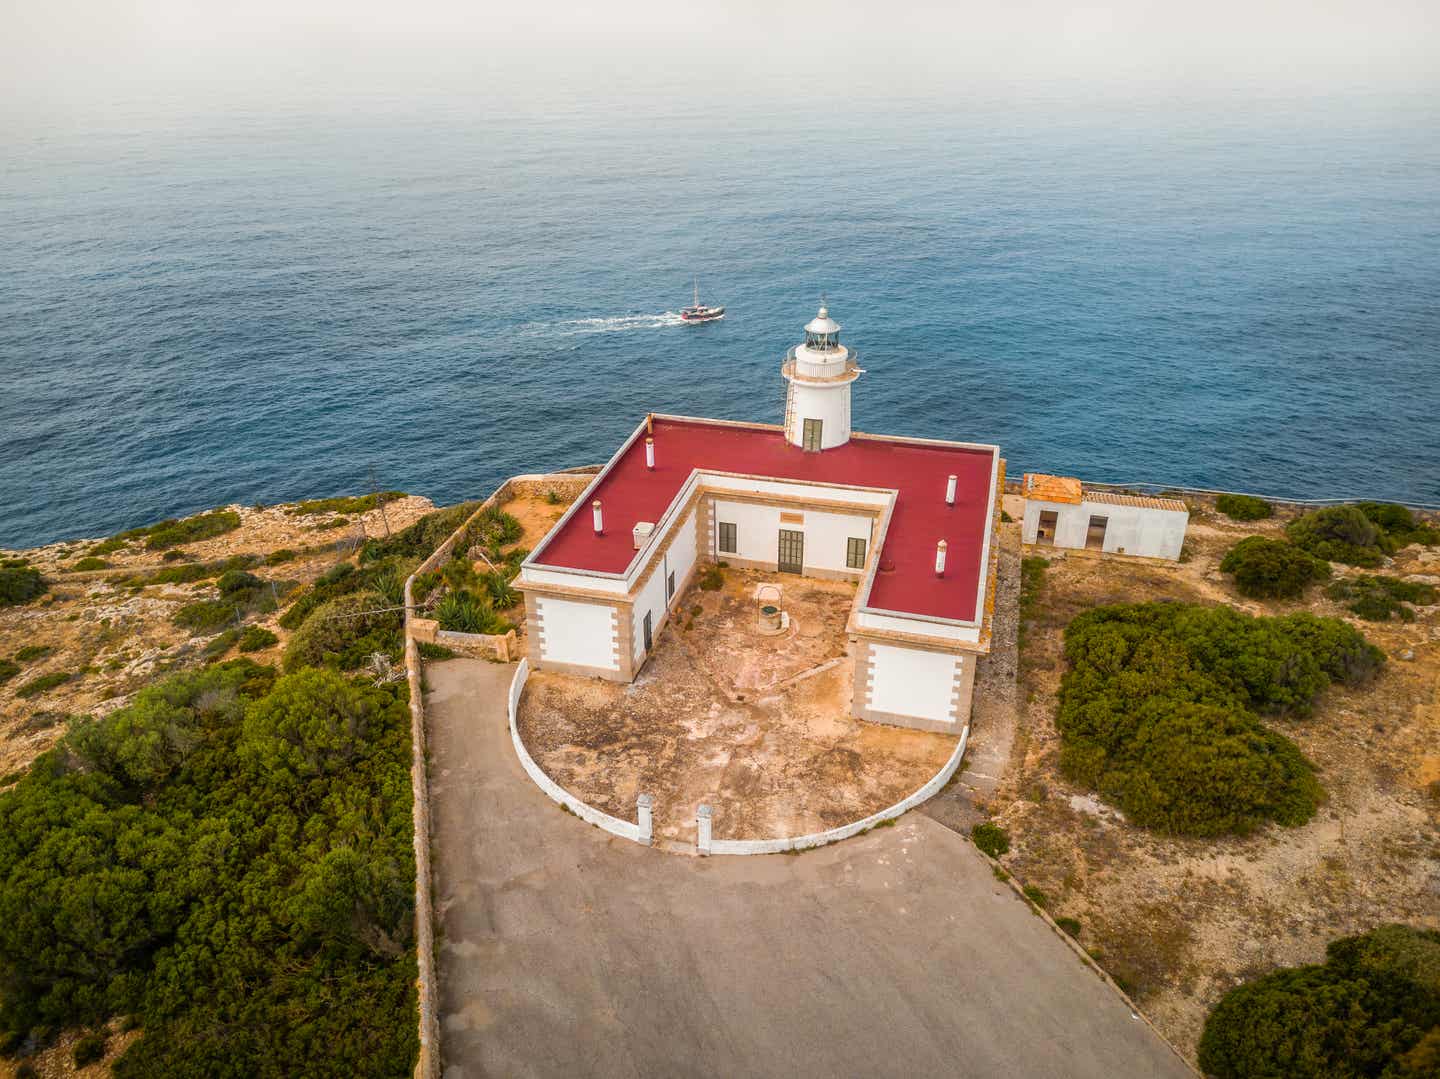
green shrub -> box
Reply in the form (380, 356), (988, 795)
(15, 671), (72, 699)
(409, 569), (442, 607)
(460, 506), (523, 557)
(73, 1030), (107, 1066)
(203, 628), (242, 658)
(1286, 505), (1391, 566)
(545, 489), (563, 505)
(0, 566), (46, 607)
(1215, 493), (1273, 521)
(287, 491), (405, 517)
(417, 642), (457, 660)
(161, 549), (187, 562)
(698, 565), (724, 591)
(0, 660), (18, 686)
(173, 600), (238, 634)
(1022, 884), (1049, 908)
(266, 548), (298, 565)
(237, 626), (279, 652)
(87, 536), (129, 556)
(1055, 916), (1082, 938)
(14, 645), (54, 662)
(434, 590), (511, 635)
(360, 500), (481, 565)
(1056, 603), (1383, 836)
(1355, 502), (1440, 548)
(0, 661), (416, 1075)
(1019, 556), (1049, 646)
(283, 590), (402, 672)
(1198, 924), (1440, 1079)
(137, 509), (242, 551)
(481, 569), (521, 609)
(1327, 575), (1437, 622)
(971, 822), (1010, 858)
(70, 556), (111, 571)
(1220, 536), (1330, 598)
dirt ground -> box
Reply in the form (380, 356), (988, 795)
(516, 568), (958, 845)
(0, 495), (435, 779)
(986, 495), (1440, 1063)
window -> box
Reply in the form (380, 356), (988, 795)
(718, 521), (737, 553)
(666, 571), (675, 600)
(802, 418), (823, 451)
(846, 536), (867, 569)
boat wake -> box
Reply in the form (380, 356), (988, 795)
(558, 312), (690, 335)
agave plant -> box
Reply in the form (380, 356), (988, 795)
(434, 589), (495, 634)
(483, 570), (521, 610)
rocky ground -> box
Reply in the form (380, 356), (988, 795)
(0, 495), (435, 782)
(984, 496), (1440, 1063)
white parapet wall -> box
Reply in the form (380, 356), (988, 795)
(508, 659), (650, 844)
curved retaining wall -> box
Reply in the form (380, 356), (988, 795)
(508, 662), (970, 857)
(706, 723), (969, 856)
(508, 659), (648, 843)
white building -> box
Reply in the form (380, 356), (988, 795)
(1020, 473), (1188, 560)
(516, 306), (1003, 733)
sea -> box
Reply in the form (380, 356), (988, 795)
(2, 83), (1438, 549)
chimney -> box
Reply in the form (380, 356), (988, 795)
(645, 437), (655, 470)
(935, 540), (947, 577)
(592, 499), (604, 534)
(945, 474), (957, 505)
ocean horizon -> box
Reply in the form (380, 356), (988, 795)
(3, 83), (1438, 549)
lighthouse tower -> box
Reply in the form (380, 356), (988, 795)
(782, 304), (864, 451)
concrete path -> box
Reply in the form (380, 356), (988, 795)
(427, 659), (1190, 1079)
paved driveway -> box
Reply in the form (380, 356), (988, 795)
(427, 659), (1191, 1079)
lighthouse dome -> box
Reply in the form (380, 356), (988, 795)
(804, 307), (840, 336)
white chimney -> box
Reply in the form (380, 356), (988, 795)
(592, 499), (604, 534)
(935, 540), (947, 577)
(945, 474), (957, 505)
(645, 437), (655, 470)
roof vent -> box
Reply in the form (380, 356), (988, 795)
(632, 521), (655, 550)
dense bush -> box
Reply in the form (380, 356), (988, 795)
(359, 501), (482, 565)
(108, 509), (244, 551)
(1286, 505), (1391, 566)
(238, 626), (279, 652)
(0, 566), (46, 607)
(460, 506), (523, 561)
(13, 645), (53, 663)
(1057, 603), (1383, 836)
(1215, 493), (1273, 521)
(1198, 924), (1440, 1079)
(265, 548), (298, 565)
(73, 1031), (106, 1067)
(283, 591), (402, 672)
(971, 822), (1010, 858)
(287, 492), (405, 517)
(69, 556), (111, 571)
(0, 660), (418, 1076)
(173, 600), (238, 634)
(277, 557), (413, 633)
(1327, 575), (1438, 622)
(1355, 502), (1440, 548)
(1220, 536), (1331, 598)
(0, 661), (18, 686)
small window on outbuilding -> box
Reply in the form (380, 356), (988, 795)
(718, 521), (737, 553)
(846, 536), (867, 569)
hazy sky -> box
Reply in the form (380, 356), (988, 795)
(3, 0), (1438, 112)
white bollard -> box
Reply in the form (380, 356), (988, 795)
(696, 804), (713, 856)
(637, 793), (654, 846)
(945, 474), (957, 505)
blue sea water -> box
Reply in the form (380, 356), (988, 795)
(2, 86), (1438, 549)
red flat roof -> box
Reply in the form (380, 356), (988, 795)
(533, 417), (997, 622)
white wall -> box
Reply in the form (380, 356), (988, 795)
(868, 643), (960, 726)
(632, 504), (698, 665)
(1023, 499), (1187, 560)
(535, 596), (618, 671)
(787, 382), (851, 449)
(712, 499), (872, 574)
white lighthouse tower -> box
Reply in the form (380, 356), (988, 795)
(782, 304), (864, 451)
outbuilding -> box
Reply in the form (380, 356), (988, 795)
(1020, 473), (1188, 560)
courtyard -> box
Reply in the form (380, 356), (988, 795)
(515, 567), (960, 845)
